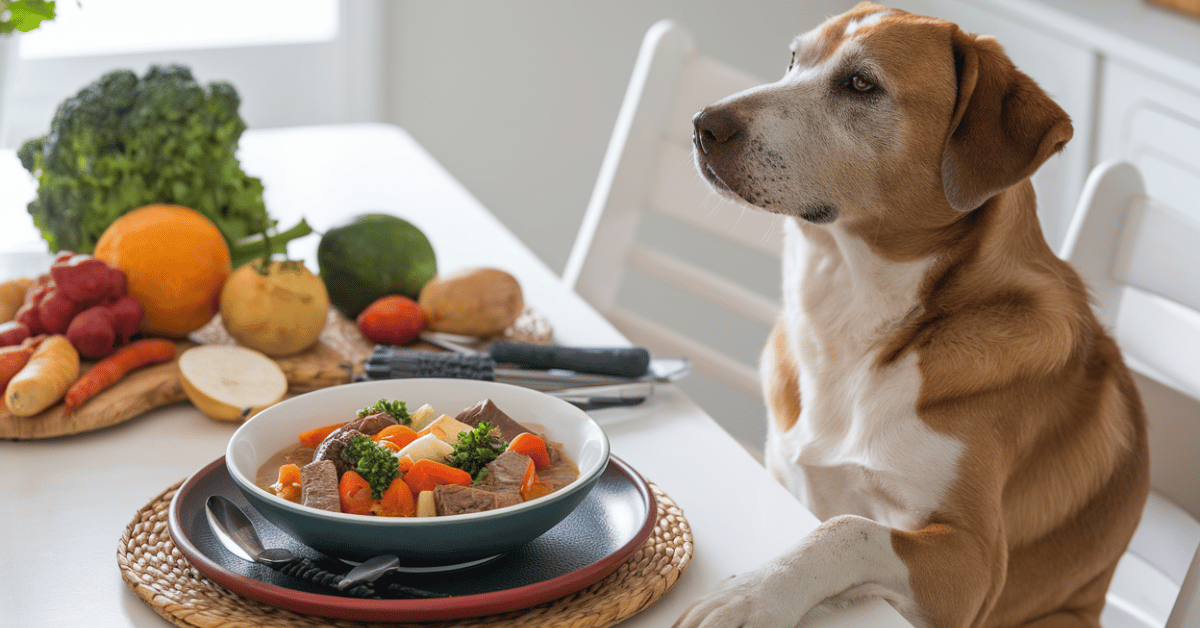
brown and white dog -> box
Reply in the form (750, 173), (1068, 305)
(680, 4), (1149, 628)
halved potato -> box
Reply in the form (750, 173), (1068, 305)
(179, 345), (287, 421)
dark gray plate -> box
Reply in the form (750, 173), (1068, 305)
(167, 455), (655, 622)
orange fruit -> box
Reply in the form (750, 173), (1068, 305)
(94, 204), (232, 337)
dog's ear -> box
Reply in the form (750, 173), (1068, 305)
(941, 29), (1073, 212)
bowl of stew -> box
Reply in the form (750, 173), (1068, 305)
(225, 378), (610, 565)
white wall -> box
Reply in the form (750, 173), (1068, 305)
(383, 0), (850, 275)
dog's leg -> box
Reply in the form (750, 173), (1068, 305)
(673, 512), (1010, 628)
(673, 515), (922, 628)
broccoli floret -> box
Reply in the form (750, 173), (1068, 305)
(17, 64), (310, 267)
(340, 434), (399, 499)
(358, 399), (411, 425)
(446, 422), (507, 480)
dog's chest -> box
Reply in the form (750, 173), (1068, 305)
(769, 223), (965, 528)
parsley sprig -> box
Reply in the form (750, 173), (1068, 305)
(447, 422), (507, 480)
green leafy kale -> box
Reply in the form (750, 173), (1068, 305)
(340, 434), (399, 499)
(447, 422), (507, 480)
(358, 399), (411, 425)
(16, 64), (311, 268)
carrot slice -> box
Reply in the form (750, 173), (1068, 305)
(273, 463), (302, 502)
(298, 421), (347, 449)
(522, 480), (554, 502)
(374, 424), (419, 450)
(372, 477), (416, 517)
(402, 458), (473, 495)
(507, 432), (551, 469)
(338, 470), (376, 515)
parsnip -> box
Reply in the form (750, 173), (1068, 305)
(416, 414), (473, 444)
(395, 433), (455, 463)
(416, 490), (437, 517)
(407, 403), (437, 431)
(4, 335), (80, 416)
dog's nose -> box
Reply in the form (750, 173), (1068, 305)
(692, 108), (743, 154)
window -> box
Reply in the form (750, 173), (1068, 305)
(18, 0), (339, 59)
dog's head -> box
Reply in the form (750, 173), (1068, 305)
(693, 2), (1072, 240)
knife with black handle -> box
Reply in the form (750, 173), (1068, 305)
(486, 342), (651, 378)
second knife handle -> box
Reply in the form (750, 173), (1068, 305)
(488, 342), (651, 378)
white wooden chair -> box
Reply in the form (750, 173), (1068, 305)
(563, 20), (783, 449)
(1060, 160), (1200, 628)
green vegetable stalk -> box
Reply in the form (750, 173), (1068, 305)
(447, 422), (507, 480)
(341, 434), (400, 499)
(16, 64), (311, 268)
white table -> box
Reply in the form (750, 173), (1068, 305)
(0, 124), (910, 627)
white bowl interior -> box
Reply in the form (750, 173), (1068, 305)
(226, 378), (609, 521)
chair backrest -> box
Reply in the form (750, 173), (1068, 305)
(1060, 160), (1200, 628)
(563, 20), (781, 431)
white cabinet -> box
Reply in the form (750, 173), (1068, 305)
(1097, 59), (1200, 217)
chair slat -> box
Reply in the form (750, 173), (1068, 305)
(1115, 285), (1200, 401)
(628, 245), (781, 326)
(1116, 198), (1200, 314)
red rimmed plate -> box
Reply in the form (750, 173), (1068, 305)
(167, 455), (656, 622)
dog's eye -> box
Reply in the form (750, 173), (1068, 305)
(849, 74), (875, 93)
(788, 52), (795, 72)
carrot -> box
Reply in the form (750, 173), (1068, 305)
(402, 458), (473, 495)
(298, 421), (347, 449)
(507, 432), (551, 469)
(372, 477), (416, 517)
(523, 479), (555, 502)
(4, 335), (80, 417)
(273, 463), (302, 502)
(515, 455), (539, 499)
(374, 424), (419, 450)
(0, 344), (35, 394)
(63, 338), (176, 412)
(339, 470), (376, 515)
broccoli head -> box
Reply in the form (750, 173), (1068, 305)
(18, 64), (310, 266)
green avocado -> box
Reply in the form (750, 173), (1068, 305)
(317, 214), (437, 318)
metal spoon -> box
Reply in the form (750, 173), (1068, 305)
(204, 495), (298, 567)
(337, 554), (402, 590)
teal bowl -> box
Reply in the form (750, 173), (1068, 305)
(225, 378), (610, 565)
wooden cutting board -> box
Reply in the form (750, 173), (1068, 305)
(0, 308), (375, 440)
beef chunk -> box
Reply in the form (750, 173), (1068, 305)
(476, 450), (533, 494)
(301, 460), (341, 512)
(455, 399), (531, 442)
(312, 428), (366, 476)
(433, 484), (523, 516)
(343, 411), (398, 436)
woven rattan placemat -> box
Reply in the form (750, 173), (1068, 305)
(118, 480), (692, 628)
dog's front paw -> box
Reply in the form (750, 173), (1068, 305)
(673, 569), (807, 628)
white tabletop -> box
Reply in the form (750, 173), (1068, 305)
(0, 123), (909, 627)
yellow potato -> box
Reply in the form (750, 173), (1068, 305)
(418, 267), (523, 337)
